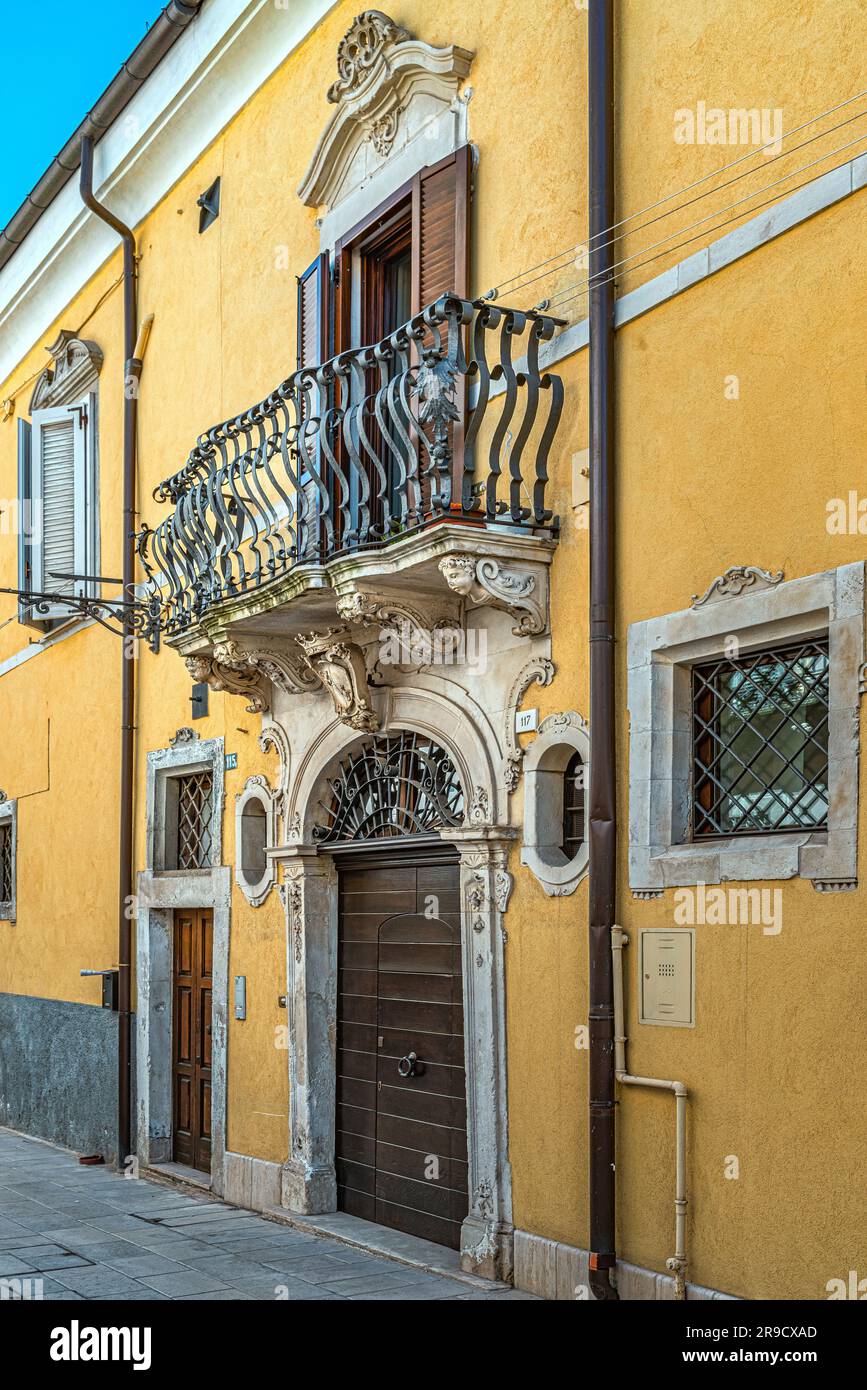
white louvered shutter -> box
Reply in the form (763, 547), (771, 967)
(31, 404), (87, 617)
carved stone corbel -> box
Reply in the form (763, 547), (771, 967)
(336, 584), (461, 676)
(438, 554), (546, 636)
(212, 639), (319, 695)
(185, 654), (269, 714)
(296, 628), (379, 731)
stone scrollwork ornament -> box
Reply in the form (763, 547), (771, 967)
(296, 629), (379, 732)
(439, 554), (545, 636)
(185, 654), (269, 715)
(503, 656), (555, 791)
(327, 11), (412, 102)
(690, 565), (784, 608)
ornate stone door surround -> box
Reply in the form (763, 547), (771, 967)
(269, 700), (517, 1280)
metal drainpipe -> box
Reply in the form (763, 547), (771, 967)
(79, 136), (139, 1167)
(587, 0), (619, 1300)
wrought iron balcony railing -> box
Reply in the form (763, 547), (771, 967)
(138, 295), (564, 637)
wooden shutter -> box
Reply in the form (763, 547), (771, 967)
(297, 252), (330, 371)
(411, 145), (472, 495)
(411, 144), (471, 314)
(31, 404), (86, 618)
(16, 418), (40, 628)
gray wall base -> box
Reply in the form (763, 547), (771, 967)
(223, 1151), (282, 1211)
(514, 1229), (738, 1301)
(0, 993), (132, 1166)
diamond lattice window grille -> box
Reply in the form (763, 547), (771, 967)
(0, 823), (10, 902)
(176, 772), (214, 869)
(692, 638), (830, 838)
(315, 731), (464, 844)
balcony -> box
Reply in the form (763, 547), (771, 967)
(138, 295), (565, 719)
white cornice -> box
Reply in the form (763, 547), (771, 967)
(0, 0), (337, 389)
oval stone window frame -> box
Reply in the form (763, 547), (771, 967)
(235, 775), (277, 907)
(520, 711), (590, 897)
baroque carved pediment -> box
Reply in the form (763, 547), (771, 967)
(299, 10), (473, 211)
(29, 330), (103, 410)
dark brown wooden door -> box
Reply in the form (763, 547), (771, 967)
(337, 855), (468, 1249)
(172, 908), (213, 1173)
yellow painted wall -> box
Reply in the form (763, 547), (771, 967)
(0, 0), (863, 1292)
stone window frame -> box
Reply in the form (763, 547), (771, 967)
(628, 562), (864, 891)
(235, 775), (278, 907)
(0, 798), (18, 923)
(520, 712), (590, 896)
(146, 738), (224, 875)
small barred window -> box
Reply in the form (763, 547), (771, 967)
(176, 772), (214, 869)
(561, 750), (585, 860)
(0, 822), (11, 902)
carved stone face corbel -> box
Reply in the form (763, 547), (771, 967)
(438, 554), (547, 636)
(295, 628), (379, 731)
(186, 638), (319, 715)
(185, 653), (269, 714)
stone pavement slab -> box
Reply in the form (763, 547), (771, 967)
(0, 1128), (535, 1302)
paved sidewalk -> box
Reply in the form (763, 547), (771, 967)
(0, 1129), (533, 1301)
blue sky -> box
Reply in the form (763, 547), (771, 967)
(1, 1), (166, 228)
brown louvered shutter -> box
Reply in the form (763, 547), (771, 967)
(297, 252), (330, 370)
(411, 145), (471, 313)
(411, 145), (472, 500)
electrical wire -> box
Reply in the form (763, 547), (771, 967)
(549, 141), (867, 315)
(500, 104), (867, 304)
(544, 127), (867, 312)
(482, 86), (867, 303)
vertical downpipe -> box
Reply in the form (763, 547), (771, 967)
(587, 0), (619, 1300)
(79, 137), (138, 1167)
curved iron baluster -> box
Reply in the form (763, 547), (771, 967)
(145, 298), (566, 632)
(355, 345), (392, 542)
(462, 303), (500, 514)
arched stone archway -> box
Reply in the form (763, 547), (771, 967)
(270, 695), (516, 1281)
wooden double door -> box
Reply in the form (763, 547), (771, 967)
(172, 908), (213, 1173)
(336, 852), (468, 1249)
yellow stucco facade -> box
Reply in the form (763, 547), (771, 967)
(0, 0), (864, 1301)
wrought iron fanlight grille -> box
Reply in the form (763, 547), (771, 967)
(176, 771), (214, 869)
(315, 731), (464, 844)
(692, 638), (830, 838)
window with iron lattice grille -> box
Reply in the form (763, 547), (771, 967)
(175, 772), (214, 869)
(0, 822), (11, 904)
(692, 638), (829, 838)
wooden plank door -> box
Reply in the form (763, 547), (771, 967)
(336, 857), (467, 1248)
(172, 908), (213, 1173)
